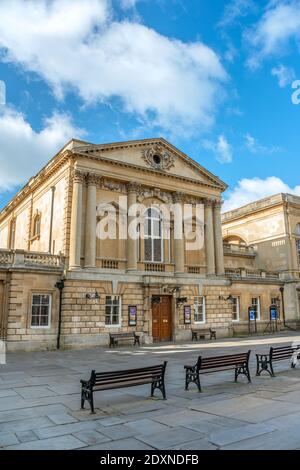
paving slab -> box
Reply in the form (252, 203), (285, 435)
(16, 430), (39, 443)
(4, 435), (86, 450)
(0, 416), (55, 434)
(47, 412), (78, 425)
(124, 418), (171, 435)
(85, 437), (154, 450)
(0, 432), (19, 447)
(137, 427), (204, 449)
(72, 429), (111, 445)
(208, 423), (276, 447)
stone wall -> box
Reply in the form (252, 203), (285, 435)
(6, 270), (61, 351)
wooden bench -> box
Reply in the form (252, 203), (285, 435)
(184, 351), (251, 392)
(109, 332), (140, 348)
(191, 328), (216, 341)
(256, 345), (300, 377)
(80, 362), (167, 413)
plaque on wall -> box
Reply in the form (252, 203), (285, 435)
(128, 306), (137, 327)
(270, 306), (278, 321)
(184, 305), (191, 324)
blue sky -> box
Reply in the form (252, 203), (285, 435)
(0, 0), (300, 211)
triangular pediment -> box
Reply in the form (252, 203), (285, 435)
(72, 137), (227, 190)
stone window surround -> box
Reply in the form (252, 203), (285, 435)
(231, 296), (240, 322)
(194, 296), (206, 324)
(105, 294), (122, 328)
(30, 292), (52, 329)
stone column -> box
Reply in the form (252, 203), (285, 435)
(84, 173), (98, 268)
(173, 192), (185, 274)
(213, 200), (225, 275)
(204, 199), (216, 276)
(126, 182), (138, 271)
(69, 170), (85, 268)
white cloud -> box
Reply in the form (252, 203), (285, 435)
(244, 132), (281, 154)
(203, 134), (233, 163)
(219, 0), (256, 27)
(0, 0), (227, 134)
(223, 176), (300, 212)
(0, 108), (84, 192)
(119, 0), (139, 8)
(271, 64), (296, 87)
(246, 0), (300, 67)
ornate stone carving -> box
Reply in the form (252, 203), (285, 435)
(137, 187), (173, 204)
(172, 191), (184, 203)
(73, 170), (86, 184)
(86, 173), (99, 186)
(142, 145), (175, 171)
(101, 179), (126, 193)
(126, 182), (141, 194)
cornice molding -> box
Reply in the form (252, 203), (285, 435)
(0, 150), (72, 222)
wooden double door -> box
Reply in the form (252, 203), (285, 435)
(152, 296), (172, 342)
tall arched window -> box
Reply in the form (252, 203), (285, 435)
(32, 211), (41, 239)
(144, 208), (163, 262)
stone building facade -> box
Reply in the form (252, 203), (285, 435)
(0, 138), (296, 351)
(222, 193), (300, 332)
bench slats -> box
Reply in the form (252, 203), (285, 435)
(95, 365), (163, 377)
(94, 370), (164, 385)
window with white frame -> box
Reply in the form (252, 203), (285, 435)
(105, 295), (121, 326)
(144, 208), (163, 262)
(31, 294), (51, 328)
(251, 297), (261, 320)
(194, 296), (205, 323)
(232, 297), (240, 322)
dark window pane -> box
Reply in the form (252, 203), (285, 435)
(145, 238), (152, 261)
(31, 316), (39, 326)
(42, 295), (50, 305)
(40, 316), (49, 326)
(32, 295), (40, 305)
(153, 239), (162, 261)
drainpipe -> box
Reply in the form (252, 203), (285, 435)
(49, 186), (56, 253)
(55, 279), (65, 349)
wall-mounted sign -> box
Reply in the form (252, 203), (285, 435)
(270, 306), (278, 321)
(184, 305), (191, 324)
(128, 306), (137, 327)
(248, 307), (256, 322)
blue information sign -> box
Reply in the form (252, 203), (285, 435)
(249, 308), (256, 322)
(270, 307), (277, 321)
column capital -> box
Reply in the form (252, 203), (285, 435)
(213, 199), (223, 210)
(73, 169), (86, 184)
(172, 191), (184, 203)
(126, 182), (141, 194)
(204, 198), (215, 208)
(86, 172), (99, 186)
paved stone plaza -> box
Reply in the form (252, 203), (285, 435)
(1, 333), (300, 450)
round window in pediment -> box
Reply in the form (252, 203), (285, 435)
(153, 154), (161, 166)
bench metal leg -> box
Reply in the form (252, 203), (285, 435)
(256, 354), (274, 377)
(185, 368), (202, 392)
(151, 379), (167, 399)
(235, 363), (251, 383)
(81, 385), (95, 414)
